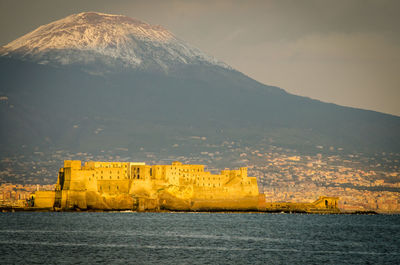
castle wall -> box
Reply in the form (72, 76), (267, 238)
(53, 160), (261, 210)
(33, 160), (341, 212)
(61, 190), (87, 209)
(34, 191), (55, 208)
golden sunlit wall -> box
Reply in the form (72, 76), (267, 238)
(52, 160), (260, 209)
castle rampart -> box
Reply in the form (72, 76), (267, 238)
(32, 160), (340, 213)
(37, 160), (261, 211)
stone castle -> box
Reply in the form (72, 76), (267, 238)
(33, 160), (340, 213)
(34, 160), (262, 211)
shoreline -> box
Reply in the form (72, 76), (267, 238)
(0, 206), (384, 214)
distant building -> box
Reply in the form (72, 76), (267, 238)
(34, 160), (261, 211)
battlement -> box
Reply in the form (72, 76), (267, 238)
(63, 160), (81, 169)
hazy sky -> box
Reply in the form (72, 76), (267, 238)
(1, 0), (399, 116)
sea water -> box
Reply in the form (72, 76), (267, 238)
(0, 212), (399, 264)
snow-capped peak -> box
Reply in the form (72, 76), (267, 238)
(1, 12), (229, 72)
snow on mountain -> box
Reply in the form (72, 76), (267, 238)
(0, 12), (229, 72)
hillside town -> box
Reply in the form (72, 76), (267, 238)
(1, 141), (399, 213)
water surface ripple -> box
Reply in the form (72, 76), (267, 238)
(0, 212), (399, 264)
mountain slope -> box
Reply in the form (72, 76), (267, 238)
(0, 12), (228, 73)
(1, 12), (400, 163)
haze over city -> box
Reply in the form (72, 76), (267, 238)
(1, 0), (399, 116)
(1, 2), (400, 264)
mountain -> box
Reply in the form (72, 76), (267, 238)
(1, 12), (400, 170)
(0, 12), (228, 74)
